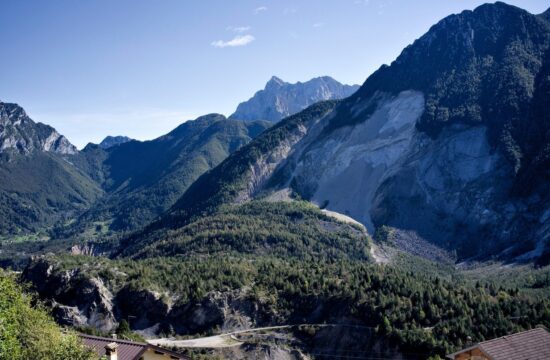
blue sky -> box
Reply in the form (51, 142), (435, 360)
(0, 0), (548, 147)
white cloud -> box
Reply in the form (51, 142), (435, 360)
(211, 34), (255, 48)
(227, 26), (251, 33)
(254, 6), (267, 14)
(354, 0), (369, 5)
(313, 22), (325, 28)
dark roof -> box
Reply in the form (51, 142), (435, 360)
(79, 334), (147, 360)
(79, 334), (188, 360)
(448, 327), (550, 360)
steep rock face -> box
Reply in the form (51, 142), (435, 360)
(21, 257), (276, 335)
(352, 2), (550, 173)
(0, 101), (77, 155)
(257, 91), (547, 261)
(230, 76), (358, 122)
(272, 91), (537, 258)
(276, 91), (425, 231)
(167, 289), (275, 335)
(22, 257), (117, 331)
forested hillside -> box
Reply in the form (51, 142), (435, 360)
(64, 115), (270, 234)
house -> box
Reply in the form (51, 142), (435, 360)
(79, 334), (189, 360)
(446, 327), (550, 360)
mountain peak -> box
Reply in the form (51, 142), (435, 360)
(265, 76), (286, 89)
(0, 101), (77, 155)
(230, 76), (359, 122)
(99, 135), (133, 149)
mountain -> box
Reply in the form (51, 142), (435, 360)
(98, 135), (132, 149)
(65, 114), (270, 234)
(0, 102), (102, 236)
(140, 2), (550, 264)
(229, 76), (359, 122)
(1, 101), (76, 155)
(0, 102), (270, 238)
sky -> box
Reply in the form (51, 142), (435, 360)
(0, 0), (548, 148)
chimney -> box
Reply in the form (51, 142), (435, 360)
(105, 342), (118, 360)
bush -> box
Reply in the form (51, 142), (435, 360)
(0, 271), (96, 360)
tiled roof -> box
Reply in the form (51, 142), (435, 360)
(79, 334), (189, 360)
(448, 327), (550, 360)
(479, 328), (550, 360)
(79, 334), (147, 360)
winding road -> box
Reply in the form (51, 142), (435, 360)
(147, 324), (375, 348)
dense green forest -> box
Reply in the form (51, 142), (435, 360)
(0, 270), (95, 360)
(118, 200), (370, 260)
(16, 199), (550, 358)
(39, 251), (550, 359)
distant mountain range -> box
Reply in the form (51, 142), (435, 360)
(0, 74), (353, 236)
(229, 76), (359, 122)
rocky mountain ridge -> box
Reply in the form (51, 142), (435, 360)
(229, 76), (359, 122)
(0, 101), (77, 155)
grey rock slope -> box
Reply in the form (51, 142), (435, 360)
(0, 101), (77, 155)
(98, 135), (132, 149)
(229, 76), (359, 122)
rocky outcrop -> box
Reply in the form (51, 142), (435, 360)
(21, 256), (276, 335)
(0, 101), (77, 155)
(168, 289), (275, 335)
(22, 257), (117, 331)
(230, 76), (359, 122)
(199, 325), (409, 360)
